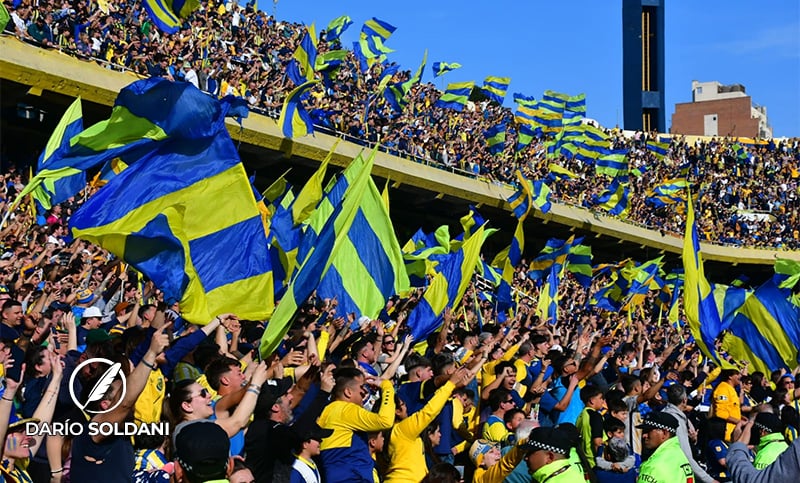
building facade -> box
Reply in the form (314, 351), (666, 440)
(671, 81), (772, 138)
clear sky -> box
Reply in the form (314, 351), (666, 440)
(274, 0), (800, 137)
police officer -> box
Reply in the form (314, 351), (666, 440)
(752, 412), (788, 469)
(522, 427), (585, 482)
(636, 412), (694, 483)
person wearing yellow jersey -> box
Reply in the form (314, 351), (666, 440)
(384, 367), (472, 482)
(317, 367), (395, 483)
(712, 369), (742, 441)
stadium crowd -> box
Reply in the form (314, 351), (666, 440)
(0, 170), (797, 483)
(2, 0), (800, 251)
(2, 1), (800, 483)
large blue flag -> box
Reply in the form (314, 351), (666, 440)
(70, 79), (274, 324)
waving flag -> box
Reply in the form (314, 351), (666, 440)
(359, 17), (396, 58)
(143, 0), (199, 34)
(593, 178), (629, 217)
(682, 190), (724, 363)
(434, 81), (474, 111)
(70, 79), (273, 324)
(646, 139), (669, 160)
(516, 124), (537, 153)
(384, 50), (427, 112)
(325, 15), (352, 41)
(483, 123), (507, 155)
(481, 76), (510, 104)
(565, 93), (586, 115)
(406, 225), (486, 341)
(17, 97), (85, 211)
(432, 62), (462, 77)
(279, 80), (319, 138)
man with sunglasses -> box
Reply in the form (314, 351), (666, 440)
(636, 412), (694, 483)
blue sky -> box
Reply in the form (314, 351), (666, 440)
(275, 0), (800, 137)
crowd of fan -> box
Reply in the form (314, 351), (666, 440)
(3, 0), (800, 250)
(0, 167), (798, 483)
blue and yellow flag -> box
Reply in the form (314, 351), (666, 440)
(527, 236), (579, 282)
(406, 225), (486, 342)
(516, 124), (537, 153)
(596, 149), (629, 178)
(682, 190), (724, 363)
(359, 17), (396, 58)
(723, 279), (800, 375)
(325, 15), (352, 42)
(483, 123), (506, 156)
(15, 79), (215, 214)
(432, 62), (462, 77)
(21, 97), (85, 211)
(535, 264), (560, 324)
(315, 172), (409, 320)
(481, 76), (510, 104)
(293, 28), (317, 82)
(279, 80), (319, 138)
(70, 80), (273, 324)
(646, 178), (688, 208)
(142, 0), (199, 34)
(646, 139), (669, 160)
(565, 93), (586, 115)
(507, 170), (551, 219)
(384, 50), (427, 112)
(593, 178), (629, 217)
(434, 81), (474, 111)
(260, 151), (376, 357)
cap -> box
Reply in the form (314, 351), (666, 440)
(173, 420), (230, 479)
(48, 302), (71, 312)
(83, 306), (103, 319)
(636, 412), (679, 434)
(76, 289), (95, 304)
(754, 412), (785, 434)
(254, 377), (293, 415)
(114, 301), (133, 315)
(520, 427), (573, 455)
(291, 423), (333, 444)
(469, 439), (498, 466)
(7, 413), (39, 433)
(86, 329), (113, 345)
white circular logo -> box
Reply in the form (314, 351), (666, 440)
(69, 358), (127, 414)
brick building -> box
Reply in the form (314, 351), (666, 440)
(671, 81), (772, 138)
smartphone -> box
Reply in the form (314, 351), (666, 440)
(6, 345), (24, 382)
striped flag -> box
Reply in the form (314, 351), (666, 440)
(481, 76), (510, 104)
(434, 81), (474, 111)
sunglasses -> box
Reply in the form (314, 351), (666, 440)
(187, 388), (210, 401)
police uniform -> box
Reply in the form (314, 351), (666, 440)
(635, 412), (692, 483)
(522, 427), (586, 483)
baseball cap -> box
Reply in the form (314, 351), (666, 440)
(754, 412), (785, 434)
(82, 306), (103, 319)
(636, 412), (679, 434)
(520, 427), (573, 456)
(173, 420), (230, 479)
(291, 423), (333, 444)
(254, 377), (293, 415)
(86, 329), (113, 345)
(469, 439), (498, 466)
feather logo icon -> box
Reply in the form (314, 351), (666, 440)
(69, 358), (128, 414)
